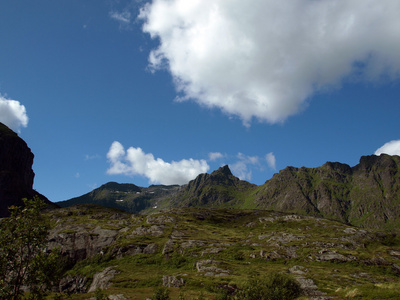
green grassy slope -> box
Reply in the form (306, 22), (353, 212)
(46, 205), (400, 299)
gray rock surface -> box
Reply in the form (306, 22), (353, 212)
(88, 267), (119, 293)
(162, 275), (185, 287)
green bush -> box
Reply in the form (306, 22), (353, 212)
(235, 272), (301, 300)
(152, 286), (170, 300)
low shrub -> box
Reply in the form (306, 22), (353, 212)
(235, 272), (301, 300)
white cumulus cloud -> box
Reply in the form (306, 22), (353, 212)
(0, 95), (29, 132)
(265, 152), (276, 170)
(139, 0), (400, 125)
(375, 140), (400, 156)
(107, 141), (210, 185)
(208, 152), (224, 161)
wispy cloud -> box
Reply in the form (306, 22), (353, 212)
(375, 140), (400, 156)
(265, 152), (276, 170)
(0, 95), (28, 132)
(208, 152), (224, 161)
(107, 141), (210, 185)
(110, 11), (132, 24)
(85, 154), (101, 161)
(230, 153), (260, 181)
(139, 0), (400, 125)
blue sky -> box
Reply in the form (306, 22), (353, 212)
(1, 0), (400, 202)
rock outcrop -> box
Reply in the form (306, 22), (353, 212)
(0, 122), (51, 217)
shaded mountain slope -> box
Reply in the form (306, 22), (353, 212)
(58, 181), (180, 213)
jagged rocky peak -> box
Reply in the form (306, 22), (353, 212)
(0, 122), (51, 217)
(321, 161), (352, 174)
(211, 165), (233, 177)
(354, 153), (400, 173)
(186, 165), (236, 191)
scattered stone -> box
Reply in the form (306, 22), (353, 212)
(245, 222), (258, 227)
(130, 225), (165, 236)
(202, 247), (224, 256)
(116, 246), (142, 258)
(163, 239), (175, 255)
(296, 276), (325, 297)
(59, 275), (88, 294)
(389, 250), (400, 258)
(88, 267), (119, 293)
(180, 240), (206, 250)
(108, 295), (127, 300)
(258, 234), (271, 240)
(171, 229), (185, 239)
(143, 243), (158, 254)
(260, 250), (285, 260)
(259, 217), (275, 223)
(315, 251), (355, 263)
(392, 264), (400, 275)
(109, 213), (125, 220)
(343, 227), (358, 234)
(268, 233), (305, 244)
(283, 215), (304, 221)
(285, 246), (298, 258)
(162, 275), (185, 287)
(289, 265), (308, 275)
(147, 215), (176, 224)
(196, 260), (230, 276)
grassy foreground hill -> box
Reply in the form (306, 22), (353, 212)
(46, 204), (400, 299)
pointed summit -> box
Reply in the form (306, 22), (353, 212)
(211, 165), (233, 177)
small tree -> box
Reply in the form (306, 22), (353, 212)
(0, 197), (62, 299)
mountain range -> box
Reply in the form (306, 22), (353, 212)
(2, 121), (400, 298)
(59, 154), (400, 232)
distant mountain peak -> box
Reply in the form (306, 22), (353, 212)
(211, 165), (233, 177)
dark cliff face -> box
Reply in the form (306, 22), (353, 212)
(0, 122), (51, 217)
(254, 154), (400, 231)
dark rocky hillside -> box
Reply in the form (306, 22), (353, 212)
(171, 165), (256, 207)
(254, 154), (400, 231)
(58, 181), (181, 213)
(0, 122), (52, 217)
